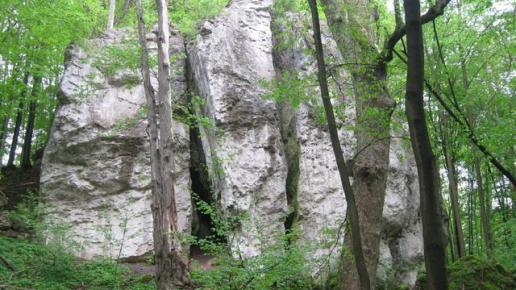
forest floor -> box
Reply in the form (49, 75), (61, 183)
(0, 235), (221, 290)
(1, 235), (515, 289)
(0, 236), (156, 290)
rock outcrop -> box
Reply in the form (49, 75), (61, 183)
(41, 0), (423, 285)
(41, 29), (191, 259)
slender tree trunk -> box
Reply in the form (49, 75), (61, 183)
(308, 1), (370, 289)
(156, 0), (191, 288)
(0, 116), (9, 168)
(441, 115), (466, 258)
(21, 76), (41, 169)
(136, 1), (191, 288)
(403, 0), (448, 289)
(7, 101), (24, 168)
(446, 208), (456, 262)
(7, 73), (30, 168)
(460, 59), (493, 256)
(474, 160), (492, 255)
(107, 0), (116, 31)
(319, 1), (395, 287)
(467, 175), (474, 255)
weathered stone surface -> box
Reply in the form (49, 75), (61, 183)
(41, 29), (191, 259)
(41, 0), (423, 285)
(379, 126), (424, 285)
(188, 0), (288, 258)
(266, 9), (422, 284)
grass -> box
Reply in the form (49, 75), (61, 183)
(0, 236), (155, 290)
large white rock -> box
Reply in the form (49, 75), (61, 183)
(41, 29), (191, 259)
(188, 0), (288, 258)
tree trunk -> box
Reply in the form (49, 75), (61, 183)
(135, 0), (162, 281)
(0, 116), (9, 168)
(21, 76), (41, 169)
(7, 73), (30, 168)
(308, 1), (370, 289)
(403, 0), (448, 289)
(475, 160), (492, 255)
(460, 58), (493, 256)
(440, 115), (466, 258)
(156, 0), (191, 288)
(467, 175), (474, 255)
(107, 0), (116, 31)
(7, 100), (24, 168)
(319, 1), (395, 287)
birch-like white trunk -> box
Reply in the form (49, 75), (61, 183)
(107, 0), (116, 30)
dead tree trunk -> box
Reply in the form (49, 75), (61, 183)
(154, 0), (191, 288)
(136, 0), (191, 288)
(403, 0), (448, 289)
(308, 1), (370, 289)
(107, 0), (116, 30)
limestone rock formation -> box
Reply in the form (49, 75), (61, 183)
(41, 0), (423, 285)
(41, 29), (191, 259)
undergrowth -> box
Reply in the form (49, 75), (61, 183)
(416, 255), (516, 290)
(0, 236), (155, 290)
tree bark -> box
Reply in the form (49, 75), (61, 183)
(0, 116), (9, 168)
(475, 160), (492, 255)
(460, 58), (493, 256)
(156, 0), (191, 288)
(319, 1), (394, 287)
(403, 0), (448, 289)
(107, 0), (116, 31)
(136, 1), (191, 289)
(7, 101), (24, 168)
(308, 1), (370, 289)
(21, 76), (41, 169)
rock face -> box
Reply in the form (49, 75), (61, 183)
(41, 0), (423, 285)
(41, 29), (192, 259)
(188, 0), (288, 258)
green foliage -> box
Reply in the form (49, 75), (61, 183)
(0, 0), (105, 164)
(187, 195), (316, 290)
(7, 192), (45, 233)
(170, 0), (228, 37)
(262, 72), (312, 109)
(0, 236), (155, 290)
(492, 216), (516, 271)
(91, 35), (142, 81)
(191, 231), (313, 290)
(174, 96), (214, 129)
(273, 0), (310, 13)
(417, 256), (516, 290)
